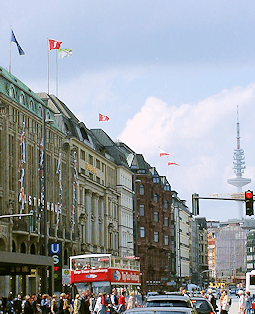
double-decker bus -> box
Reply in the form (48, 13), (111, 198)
(70, 254), (141, 298)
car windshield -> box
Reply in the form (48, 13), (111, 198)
(145, 301), (191, 308)
(191, 300), (211, 311)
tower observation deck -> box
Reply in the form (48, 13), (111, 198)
(227, 106), (251, 219)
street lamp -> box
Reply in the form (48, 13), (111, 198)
(200, 269), (211, 289)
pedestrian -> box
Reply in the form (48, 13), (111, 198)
(24, 296), (33, 314)
(80, 291), (90, 314)
(51, 295), (58, 314)
(58, 294), (65, 314)
(63, 295), (72, 314)
(245, 291), (252, 314)
(73, 294), (81, 314)
(221, 290), (230, 314)
(5, 295), (14, 314)
(14, 295), (22, 314)
(110, 290), (118, 308)
(40, 295), (48, 314)
(207, 289), (217, 311)
(126, 292), (136, 310)
(118, 291), (126, 313)
(238, 290), (245, 314)
(99, 293), (107, 314)
(89, 294), (96, 314)
(201, 290), (207, 299)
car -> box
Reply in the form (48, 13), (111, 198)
(145, 294), (195, 309)
(191, 297), (216, 314)
(124, 306), (197, 314)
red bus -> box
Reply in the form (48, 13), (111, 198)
(70, 254), (141, 298)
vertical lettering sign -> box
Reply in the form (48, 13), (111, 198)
(49, 242), (62, 291)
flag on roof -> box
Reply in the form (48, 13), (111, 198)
(58, 48), (72, 59)
(159, 149), (170, 157)
(168, 162), (180, 166)
(48, 39), (62, 50)
(11, 29), (25, 55)
(99, 113), (110, 121)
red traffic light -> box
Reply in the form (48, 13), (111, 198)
(246, 191), (253, 199)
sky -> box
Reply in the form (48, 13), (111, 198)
(2, 0), (255, 221)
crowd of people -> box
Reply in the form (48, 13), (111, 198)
(0, 289), (137, 314)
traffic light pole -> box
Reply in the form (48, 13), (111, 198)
(192, 192), (254, 216)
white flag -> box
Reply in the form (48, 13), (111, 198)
(58, 48), (72, 59)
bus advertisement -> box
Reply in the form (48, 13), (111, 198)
(70, 254), (141, 297)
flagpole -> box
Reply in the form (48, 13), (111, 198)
(47, 38), (50, 94)
(9, 27), (12, 73)
(56, 49), (58, 97)
(158, 146), (160, 175)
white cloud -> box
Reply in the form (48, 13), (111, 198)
(118, 84), (255, 220)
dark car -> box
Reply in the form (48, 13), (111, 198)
(124, 306), (197, 314)
(191, 297), (216, 314)
(145, 295), (194, 309)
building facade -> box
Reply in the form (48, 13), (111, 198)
(172, 191), (192, 286)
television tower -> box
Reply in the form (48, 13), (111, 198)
(227, 105), (251, 219)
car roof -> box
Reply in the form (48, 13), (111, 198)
(191, 297), (210, 301)
(125, 307), (194, 313)
(147, 295), (190, 301)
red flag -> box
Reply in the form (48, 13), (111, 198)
(168, 162), (180, 166)
(159, 149), (170, 157)
(48, 39), (62, 50)
(99, 113), (109, 121)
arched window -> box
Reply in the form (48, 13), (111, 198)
(140, 184), (144, 195)
(20, 242), (26, 253)
(38, 106), (43, 117)
(19, 93), (25, 105)
(12, 240), (16, 252)
(30, 243), (36, 254)
(9, 86), (15, 98)
(29, 100), (35, 111)
(154, 194), (158, 203)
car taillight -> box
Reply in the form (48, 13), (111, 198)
(210, 312), (214, 314)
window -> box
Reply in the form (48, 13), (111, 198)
(89, 154), (93, 165)
(19, 93), (25, 105)
(29, 100), (35, 111)
(9, 86), (15, 98)
(140, 227), (145, 238)
(164, 217), (169, 226)
(96, 159), (100, 169)
(154, 212), (159, 222)
(140, 185), (144, 195)
(154, 231), (159, 242)
(164, 200), (169, 209)
(80, 149), (85, 160)
(140, 205), (144, 216)
(164, 235), (169, 245)
(38, 106), (43, 117)
(154, 194), (158, 203)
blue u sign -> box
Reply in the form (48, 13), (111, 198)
(50, 243), (61, 254)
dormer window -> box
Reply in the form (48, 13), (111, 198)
(38, 106), (43, 117)
(19, 93), (25, 105)
(29, 100), (35, 111)
(9, 86), (15, 98)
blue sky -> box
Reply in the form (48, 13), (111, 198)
(2, 0), (255, 221)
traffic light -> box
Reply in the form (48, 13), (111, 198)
(192, 193), (199, 215)
(245, 190), (254, 216)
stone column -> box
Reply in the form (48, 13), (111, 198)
(92, 193), (99, 247)
(85, 189), (92, 245)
